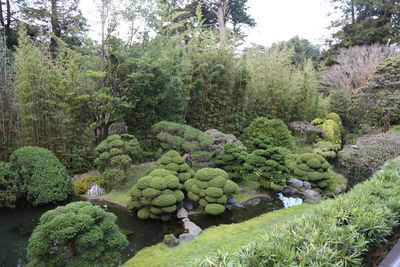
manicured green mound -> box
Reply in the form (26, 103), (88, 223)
(243, 148), (289, 191)
(213, 143), (247, 181)
(242, 117), (294, 150)
(130, 168), (185, 220)
(200, 157), (400, 266)
(290, 153), (340, 189)
(94, 134), (142, 186)
(9, 146), (72, 206)
(184, 168), (239, 215)
(27, 202), (128, 267)
(0, 162), (18, 208)
(311, 114), (342, 145)
(313, 141), (341, 159)
(152, 150), (194, 183)
(152, 121), (213, 163)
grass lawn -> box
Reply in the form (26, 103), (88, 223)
(123, 204), (313, 267)
(85, 162), (153, 206)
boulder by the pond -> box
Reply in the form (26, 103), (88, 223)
(177, 207), (188, 219)
(163, 234), (179, 247)
(182, 217), (202, 236)
(282, 186), (300, 195)
(288, 178), (304, 189)
(303, 189), (321, 203)
(86, 184), (106, 196)
(179, 233), (197, 242)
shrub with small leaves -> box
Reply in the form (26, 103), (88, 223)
(152, 150), (194, 184)
(184, 168), (239, 215)
(0, 162), (18, 208)
(73, 175), (105, 195)
(289, 153), (345, 190)
(130, 168), (185, 221)
(311, 115), (342, 145)
(242, 118), (294, 151)
(213, 143), (247, 181)
(94, 134), (142, 186)
(152, 121), (213, 163)
(9, 146), (72, 206)
(243, 148), (289, 191)
(27, 202), (128, 267)
(313, 141), (341, 159)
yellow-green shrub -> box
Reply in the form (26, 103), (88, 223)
(73, 175), (105, 195)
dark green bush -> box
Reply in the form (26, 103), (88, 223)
(73, 175), (105, 195)
(94, 134), (142, 186)
(213, 143), (247, 181)
(152, 121), (213, 163)
(243, 148), (289, 191)
(242, 118), (294, 151)
(129, 168), (185, 221)
(184, 168), (239, 215)
(199, 157), (400, 266)
(27, 202), (128, 267)
(9, 146), (72, 206)
(0, 162), (18, 208)
(152, 150), (194, 184)
(313, 141), (341, 159)
(290, 153), (346, 191)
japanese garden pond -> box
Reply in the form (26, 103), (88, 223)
(0, 193), (301, 267)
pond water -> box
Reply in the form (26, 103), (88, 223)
(0, 194), (302, 267)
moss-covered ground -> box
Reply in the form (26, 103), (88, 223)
(124, 204), (311, 267)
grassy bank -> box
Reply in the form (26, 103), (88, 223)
(124, 204), (312, 267)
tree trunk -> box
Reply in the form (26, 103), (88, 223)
(0, 1), (4, 28)
(351, 0), (355, 24)
(216, 4), (225, 42)
(50, 0), (60, 54)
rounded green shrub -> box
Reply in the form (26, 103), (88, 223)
(242, 118), (294, 151)
(0, 162), (18, 208)
(205, 203), (226, 215)
(243, 148), (289, 191)
(290, 153), (346, 190)
(213, 143), (247, 181)
(185, 168), (239, 215)
(152, 150), (194, 183)
(95, 134), (143, 186)
(27, 202), (128, 267)
(73, 175), (105, 195)
(130, 168), (185, 220)
(152, 121), (213, 163)
(313, 141), (341, 159)
(9, 146), (72, 206)
(311, 115), (342, 145)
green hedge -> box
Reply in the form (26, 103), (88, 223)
(213, 143), (247, 181)
(196, 157), (400, 266)
(0, 162), (18, 208)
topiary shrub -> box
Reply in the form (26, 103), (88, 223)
(0, 162), (19, 208)
(27, 202), (128, 267)
(129, 168), (185, 220)
(9, 146), (72, 206)
(73, 175), (105, 195)
(94, 134), (142, 186)
(242, 117), (294, 151)
(243, 148), (289, 191)
(152, 150), (194, 184)
(313, 141), (341, 159)
(184, 168), (239, 215)
(213, 143), (247, 181)
(289, 153), (345, 190)
(152, 121), (213, 164)
(311, 115), (342, 145)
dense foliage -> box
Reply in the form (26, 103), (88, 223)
(129, 168), (185, 220)
(199, 156), (400, 266)
(151, 150), (194, 184)
(152, 121), (213, 163)
(73, 175), (105, 195)
(27, 202), (128, 267)
(94, 134), (142, 186)
(184, 168), (239, 215)
(213, 143), (247, 181)
(243, 148), (289, 191)
(242, 118), (294, 150)
(312, 114), (342, 145)
(9, 146), (72, 206)
(0, 162), (18, 208)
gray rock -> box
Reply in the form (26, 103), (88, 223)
(163, 234), (179, 247)
(179, 233), (197, 242)
(177, 208), (188, 219)
(182, 218), (202, 236)
(287, 178), (304, 189)
(302, 189), (321, 204)
(183, 200), (193, 211)
(227, 196), (237, 205)
(205, 129), (246, 155)
(302, 181), (312, 190)
(282, 186), (300, 195)
(108, 122), (128, 135)
(86, 184), (105, 196)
